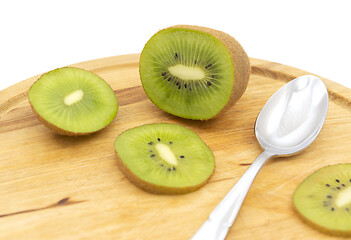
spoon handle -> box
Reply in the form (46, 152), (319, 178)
(191, 151), (274, 240)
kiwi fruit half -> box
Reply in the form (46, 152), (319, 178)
(139, 25), (250, 120)
(28, 67), (118, 135)
(114, 123), (215, 194)
(293, 164), (351, 236)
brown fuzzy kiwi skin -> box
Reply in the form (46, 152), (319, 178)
(166, 25), (251, 119)
(115, 151), (214, 195)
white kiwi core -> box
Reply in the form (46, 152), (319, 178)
(155, 143), (178, 166)
(168, 64), (205, 81)
(64, 89), (84, 105)
(336, 185), (351, 207)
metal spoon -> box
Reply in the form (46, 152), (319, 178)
(191, 75), (329, 240)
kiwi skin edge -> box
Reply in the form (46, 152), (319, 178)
(29, 103), (99, 136)
(293, 207), (351, 237)
(167, 25), (251, 119)
(115, 151), (215, 195)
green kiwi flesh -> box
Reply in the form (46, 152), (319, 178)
(114, 123), (215, 194)
(139, 25), (250, 120)
(28, 67), (118, 135)
(293, 164), (351, 236)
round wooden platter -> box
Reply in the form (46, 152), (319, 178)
(1, 54), (351, 240)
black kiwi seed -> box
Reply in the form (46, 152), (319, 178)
(346, 208), (349, 211)
(176, 81), (179, 86)
(337, 187), (341, 190)
(207, 81), (212, 86)
(148, 141), (153, 145)
(326, 184), (330, 187)
(194, 60), (197, 64)
(184, 84), (187, 88)
(180, 156), (184, 158)
(160, 164), (164, 167)
(150, 154), (155, 157)
(169, 141), (172, 144)
(212, 75), (215, 78)
(172, 167), (176, 171)
(178, 85), (181, 90)
(168, 168), (171, 171)
(342, 184), (346, 187)
(168, 77), (171, 81)
(331, 208), (335, 211)
(336, 179), (340, 183)
(327, 195), (332, 198)
(205, 63), (212, 69)
(162, 72), (167, 76)
(189, 86), (192, 90)
(175, 53), (178, 59)
(157, 138), (161, 142)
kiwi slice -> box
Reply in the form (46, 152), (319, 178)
(293, 164), (351, 236)
(114, 123), (215, 194)
(139, 25), (250, 120)
(28, 67), (118, 135)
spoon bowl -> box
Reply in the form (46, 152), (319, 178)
(256, 75), (329, 155)
(191, 75), (329, 240)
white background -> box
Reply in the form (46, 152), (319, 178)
(1, 0), (350, 91)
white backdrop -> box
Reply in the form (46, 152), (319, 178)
(1, 0), (350, 91)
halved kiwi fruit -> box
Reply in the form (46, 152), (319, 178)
(114, 123), (215, 194)
(139, 25), (250, 120)
(28, 67), (118, 135)
(293, 164), (351, 237)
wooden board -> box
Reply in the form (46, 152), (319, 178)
(1, 54), (351, 240)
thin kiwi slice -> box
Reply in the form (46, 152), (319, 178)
(293, 164), (351, 236)
(114, 123), (215, 194)
(139, 25), (250, 120)
(28, 67), (118, 135)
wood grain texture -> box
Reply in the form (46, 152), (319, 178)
(1, 54), (351, 240)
